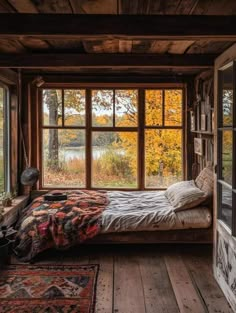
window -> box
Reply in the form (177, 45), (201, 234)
(40, 87), (183, 189)
(145, 89), (183, 188)
(42, 89), (86, 188)
(217, 63), (236, 233)
(0, 85), (9, 194)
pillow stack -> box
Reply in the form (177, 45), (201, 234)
(164, 167), (213, 212)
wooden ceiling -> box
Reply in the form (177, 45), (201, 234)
(0, 0), (236, 76)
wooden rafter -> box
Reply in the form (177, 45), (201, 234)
(0, 14), (236, 40)
(0, 53), (215, 68)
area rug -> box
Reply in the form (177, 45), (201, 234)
(0, 264), (99, 313)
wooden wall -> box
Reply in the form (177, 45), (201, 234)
(190, 70), (214, 178)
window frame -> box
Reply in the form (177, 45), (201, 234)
(0, 83), (10, 195)
(217, 61), (236, 235)
(38, 83), (185, 190)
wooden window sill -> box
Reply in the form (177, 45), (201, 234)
(0, 195), (29, 227)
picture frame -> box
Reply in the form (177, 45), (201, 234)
(200, 114), (207, 131)
(194, 138), (203, 156)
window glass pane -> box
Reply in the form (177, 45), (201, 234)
(220, 184), (232, 229)
(145, 90), (162, 126)
(0, 87), (4, 193)
(64, 89), (86, 126)
(222, 130), (232, 185)
(115, 90), (138, 127)
(43, 129), (85, 187)
(92, 131), (137, 188)
(92, 90), (113, 127)
(222, 66), (233, 126)
(43, 89), (62, 126)
(145, 129), (182, 188)
(165, 90), (182, 126)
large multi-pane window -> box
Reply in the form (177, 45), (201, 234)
(41, 87), (183, 189)
(0, 85), (9, 194)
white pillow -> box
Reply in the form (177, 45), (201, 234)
(164, 180), (207, 212)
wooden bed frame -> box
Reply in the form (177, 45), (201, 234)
(30, 191), (213, 244)
(87, 227), (213, 244)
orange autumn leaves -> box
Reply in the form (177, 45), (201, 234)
(118, 89), (182, 181)
(43, 88), (183, 187)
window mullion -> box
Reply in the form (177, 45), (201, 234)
(113, 89), (115, 127)
(162, 89), (165, 126)
(139, 89), (145, 190)
(62, 89), (65, 127)
(86, 89), (92, 189)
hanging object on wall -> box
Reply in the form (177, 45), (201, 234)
(18, 69), (40, 188)
(20, 167), (39, 186)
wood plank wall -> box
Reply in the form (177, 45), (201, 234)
(190, 70), (214, 178)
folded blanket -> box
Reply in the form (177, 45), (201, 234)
(14, 190), (109, 261)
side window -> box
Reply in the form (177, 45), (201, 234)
(0, 85), (9, 194)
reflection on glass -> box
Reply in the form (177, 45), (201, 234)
(145, 90), (162, 126)
(92, 90), (113, 127)
(222, 131), (232, 185)
(115, 90), (138, 127)
(43, 89), (62, 126)
(220, 184), (232, 229)
(92, 131), (137, 188)
(145, 129), (182, 188)
(222, 65), (233, 126)
(165, 90), (182, 126)
(0, 88), (4, 193)
(64, 90), (86, 126)
(43, 129), (85, 187)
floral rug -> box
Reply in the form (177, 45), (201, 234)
(0, 264), (99, 313)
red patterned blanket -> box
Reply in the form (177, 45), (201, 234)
(14, 190), (109, 261)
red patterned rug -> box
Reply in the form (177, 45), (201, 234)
(0, 264), (99, 313)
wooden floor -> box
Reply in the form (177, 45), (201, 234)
(12, 244), (232, 313)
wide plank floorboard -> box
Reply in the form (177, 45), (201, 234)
(10, 244), (232, 313)
(89, 253), (114, 313)
(114, 254), (146, 313)
(165, 253), (206, 313)
(184, 253), (233, 313)
(138, 252), (179, 313)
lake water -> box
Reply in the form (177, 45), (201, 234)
(62, 146), (106, 161)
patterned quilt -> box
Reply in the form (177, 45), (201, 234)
(14, 190), (109, 261)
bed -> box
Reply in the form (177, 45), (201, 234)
(14, 168), (213, 261)
(87, 189), (212, 245)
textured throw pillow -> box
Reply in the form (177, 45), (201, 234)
(195, 167), (214, 196)
(165, 180), (207, 212)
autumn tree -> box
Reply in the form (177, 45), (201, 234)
(118, 89), (182, 186)
(43, 89), (61, 170)
(43, 89), (85, 170)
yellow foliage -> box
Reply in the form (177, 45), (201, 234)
(117, 89), (183, 183)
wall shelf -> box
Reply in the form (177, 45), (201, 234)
(191, 130), (214, 136)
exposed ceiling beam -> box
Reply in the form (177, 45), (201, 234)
(0, 68), (17, 84)
(0, 14), (236, 40)
(0, 53), (215, 69)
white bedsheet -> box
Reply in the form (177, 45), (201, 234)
(101, 191), (212, 233)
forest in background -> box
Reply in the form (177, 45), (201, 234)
(42, 88), (182, 188)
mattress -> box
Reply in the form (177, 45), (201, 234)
(101, 191), (212, 233)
